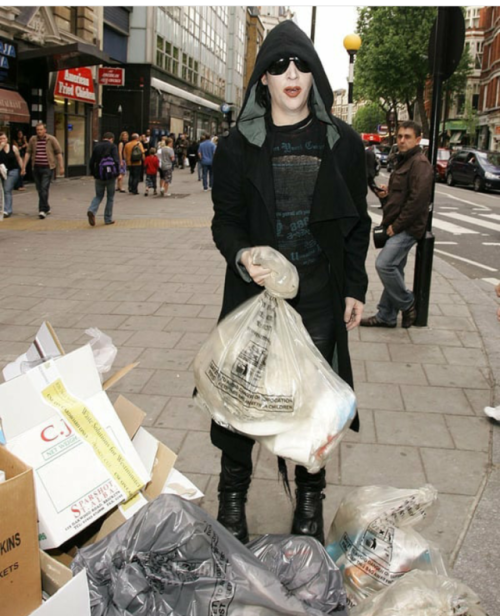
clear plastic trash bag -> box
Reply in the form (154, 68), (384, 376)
(248, 534), (349, 616)
(71, 494), (341, 616)
(349, 570), (487, 616)
(193, 246), (356, 473)
(325, 484), (446, 607)
(85, 327), (118, 375)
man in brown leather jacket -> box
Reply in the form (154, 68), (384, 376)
(361, 121), (433, 328)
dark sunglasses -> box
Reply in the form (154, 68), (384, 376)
(266, 56), (311, 76)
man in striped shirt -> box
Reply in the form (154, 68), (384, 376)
(24, 123), (64, 219)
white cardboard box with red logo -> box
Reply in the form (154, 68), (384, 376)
(0, 323), (203, 615)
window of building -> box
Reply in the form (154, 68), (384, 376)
(181, 52), (199, 85)
(156, 35), (180, 76)
(69, 7), (78, 35)
(165, 6), (181, 22)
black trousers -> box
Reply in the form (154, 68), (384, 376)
(211, 259), (336, 479)
(128, 166), (141, 194)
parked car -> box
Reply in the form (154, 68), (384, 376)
(435, 148), (451, 182)
(374, 145), (391, 167)
(446, 149), (500, 192)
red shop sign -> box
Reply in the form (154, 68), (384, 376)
(98, 67), (125, 86)
(55, 67), (96, 104)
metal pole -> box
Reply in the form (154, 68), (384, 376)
(413, 7), (447, 326)
(347, 51), (355, 125)
(311, 6), (317, 43)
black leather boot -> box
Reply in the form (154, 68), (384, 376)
(291, 466), (326, 545)
(217, 453), (252, 544)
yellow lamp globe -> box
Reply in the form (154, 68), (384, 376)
(343, 34), (362, 53)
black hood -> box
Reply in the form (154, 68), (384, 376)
(237, 20), (339, 149)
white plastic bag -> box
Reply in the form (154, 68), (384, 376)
(350, 570), (487, 616)
(85, 327), (117, 375)
(325, 484), (446, 607)
(194, 246), (356, 473)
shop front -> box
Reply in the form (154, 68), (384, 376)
(53, 67), (95, 177)
(0, 38), (30, 139)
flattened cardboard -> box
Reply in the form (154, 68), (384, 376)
(0, 346), (150, 549)
(0, 447), (42, 616)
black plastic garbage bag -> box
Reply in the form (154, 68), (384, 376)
(71, 495), (346, 616)
(248, 534), (348, 615)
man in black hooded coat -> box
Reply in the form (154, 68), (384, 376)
(208, 20), (371, 544)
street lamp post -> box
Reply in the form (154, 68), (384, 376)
(343, 33), (361, 125)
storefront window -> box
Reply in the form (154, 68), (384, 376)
(67, 115), (85, 166)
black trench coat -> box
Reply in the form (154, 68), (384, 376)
(209, 118), (371, 461)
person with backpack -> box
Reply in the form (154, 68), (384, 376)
(87, 132), (120, 226)
(124, 133), (145, 195)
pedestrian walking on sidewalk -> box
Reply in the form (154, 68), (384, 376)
(198, 134), (216, 191)
(87, 132), (119, 227)
(0, 131), (25, 218)
(208, 19), (370, 545)
(361, 121), (433, 329)
(144, 147), (159, 196)
(157, 138), (175, 197)
(187, 139), (199, 174)
(13, 130), (28, 191)
(24, 122), (64, 219)
(124, 133), (144, 195)
(116, 131), (129, 193)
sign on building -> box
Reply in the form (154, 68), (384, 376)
(55, 68), (96, 104)
(98, 67), (125, 86)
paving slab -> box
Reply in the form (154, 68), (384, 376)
(420, 448), (489, 496)
(375, 410), (454, 448)
(423, 364), (490, 389)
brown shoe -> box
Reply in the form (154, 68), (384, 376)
(105, 220), (115, 225)
(402, 301), (417, 328)
(87, 211), (95, 227)
(360, 315), (397, 328)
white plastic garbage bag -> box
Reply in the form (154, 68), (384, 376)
(71, 494), (347, 616)
(325, 484), (446, 607)
(193, 246), (356, 473)
(85, 327), (118, 375)
(349, 570), (487, 616)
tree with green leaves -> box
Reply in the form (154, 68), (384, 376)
(353, 102), (386, 133)
(353, 7), (472, 139)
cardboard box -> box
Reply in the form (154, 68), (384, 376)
(29, 552), (90, 616)
(0, 345), (150, 549)
(0, 446), (42, 616)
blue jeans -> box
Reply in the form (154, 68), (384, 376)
(202, 163), (213, 189)
(2, 168), (19, 215)
(33, 167), (53, 213)
(375, 230), (417, 325)
(197, 160), (202, 180)
(89, 179), (115, 223)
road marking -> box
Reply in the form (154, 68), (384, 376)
(438, 206), (459, 210)
(479, 213), (500, 221)
(482, 277), (500, 286)
(436, 190), (491, 210)
(435, 241), (458, 245)
(440, 211), (500, 232)
(370, 211), (479, 235)
(483, 242), (500, 246)
(434, 249), (498, 271)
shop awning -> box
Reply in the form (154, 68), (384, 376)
(0, 89), (30, 123)
(445, 120), (467, 131)
(151, 77), (221, 113)
(18, 42), (112, 72)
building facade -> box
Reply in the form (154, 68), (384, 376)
(102, 6), (246, 143)
(244, 8), (265, 93)
(478, 6), (500, 150)
(0, 6), (106, 176)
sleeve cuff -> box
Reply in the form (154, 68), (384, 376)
(236, 247), (252, 282)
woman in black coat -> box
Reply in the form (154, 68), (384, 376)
(208, 20), (371, 545)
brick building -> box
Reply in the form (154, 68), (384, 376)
(478, 6), (500, 150)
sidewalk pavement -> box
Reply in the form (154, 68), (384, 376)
(1, 169), (498, 613)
